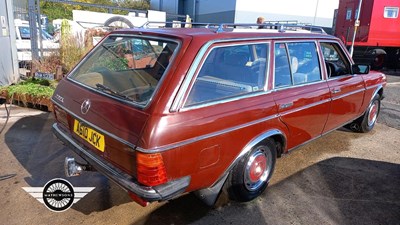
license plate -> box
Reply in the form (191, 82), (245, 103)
(73, 120), (105, 152)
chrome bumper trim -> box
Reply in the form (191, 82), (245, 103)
(52, 123), (190, 202)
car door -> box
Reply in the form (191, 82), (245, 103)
(320, 41), (365, 132)
(272, 41), (331, 149)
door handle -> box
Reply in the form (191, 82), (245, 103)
(331, 88), (341, 94)
(279, 102), (293, 109)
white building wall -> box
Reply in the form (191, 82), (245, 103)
(150, 0), (338, 28)
(234, 0), (339, 27)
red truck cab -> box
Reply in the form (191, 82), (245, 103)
(334, 0), (400, 69)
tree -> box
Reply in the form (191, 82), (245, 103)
(40, 0), (151, 21)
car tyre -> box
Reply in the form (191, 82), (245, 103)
(347, 94), (381, 133)
(226, 139), (276, 202)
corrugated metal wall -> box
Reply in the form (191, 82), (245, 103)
(0, 0), (19, 86)
(13, 0), (28, 20)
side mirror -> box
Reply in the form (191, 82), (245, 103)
(352, 64), (370, 74)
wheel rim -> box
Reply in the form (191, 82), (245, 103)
(368, 100), (379, 127)
(244, 146), (272, 191)
(373, 55), (385, 68)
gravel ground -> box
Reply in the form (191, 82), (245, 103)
(0, 72), (399, 225)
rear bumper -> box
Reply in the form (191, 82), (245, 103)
(52, 123), (190, 202)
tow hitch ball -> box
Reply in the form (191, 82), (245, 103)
(64, 157), (93, 177)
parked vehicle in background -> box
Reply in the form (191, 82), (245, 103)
(334, 0), (400, 69)
(51, 23), (386, 207)
(14, 19), (59, 65)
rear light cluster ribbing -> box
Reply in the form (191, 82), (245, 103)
(53, 105), (69, 128)
(136, 152), (168, 187)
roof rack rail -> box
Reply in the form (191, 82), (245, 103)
(141, 21), (326, 34)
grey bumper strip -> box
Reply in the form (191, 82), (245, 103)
(52, 123), (190, 202)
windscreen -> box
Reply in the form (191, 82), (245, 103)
(69, 35), (178, 106)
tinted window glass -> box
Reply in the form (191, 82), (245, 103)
(287, 42), (321, 84)
(274, 42), (321, 88)
(320, 42), (351, 78)
(274, 43), (292, 87)
(69, 35), (178, 106)
(185, 43), (269, 106)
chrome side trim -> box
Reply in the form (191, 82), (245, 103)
(279, 98), (330, 116)
(194, 129), (286, 205)
(52, 123), (191, 201)
(239, 129), (287, 160)
(145, 114), (280, 153)
(181, 90), (272, 111)
(54, 99), (279, 153)
(286, 115), (362, 153)
(203, 129), (286, 195)
(331, 88), (365, 101)
(52, 100), (139, 151)
(368, 84), (383, 102)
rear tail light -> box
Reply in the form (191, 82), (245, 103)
(136, 152), (168, 187)
(53, 104), (69, 127)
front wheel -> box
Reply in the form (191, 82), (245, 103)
(226, 139), (277, 202)
(347, 94), (381, 133)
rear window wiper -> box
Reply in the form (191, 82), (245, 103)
(95, 83), (133, 101)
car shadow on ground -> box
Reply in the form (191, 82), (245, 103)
(4, 112), (131, 214)
(143, 157), (400, 225)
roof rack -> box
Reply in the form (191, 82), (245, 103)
(141, 21), (327, 34)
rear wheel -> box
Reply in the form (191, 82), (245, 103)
(226, 139), (276, 202)
(371, 54), (385, 70)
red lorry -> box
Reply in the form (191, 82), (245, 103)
(334, 0), (400, 69)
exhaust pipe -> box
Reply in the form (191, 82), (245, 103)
(64, 157), (93, 177)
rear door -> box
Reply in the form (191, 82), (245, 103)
(320, 41), (365, 132)
(272, 41), (330, 149)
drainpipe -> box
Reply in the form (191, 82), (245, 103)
(349, 0), (363, 57)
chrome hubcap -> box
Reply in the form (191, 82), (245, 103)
(244, 147), (272, 191)
(368, 101), (378, 127)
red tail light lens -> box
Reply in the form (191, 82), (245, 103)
(136, 152), (168, 186)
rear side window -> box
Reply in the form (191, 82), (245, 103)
(185, 43), (269, 106)
(274, 42), (321, 88)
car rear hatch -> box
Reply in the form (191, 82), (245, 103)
(52, 33), (180, 177)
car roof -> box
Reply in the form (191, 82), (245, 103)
(111, 27), (335, 42)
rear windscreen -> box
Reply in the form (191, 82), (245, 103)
(68, 35), (178, 107)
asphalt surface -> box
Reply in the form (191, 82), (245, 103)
(0, 71), (399, 225)
(379, 70), (400, 130)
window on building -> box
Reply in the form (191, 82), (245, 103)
(346, 9), (352, 20)
(384, 7), (399, 18)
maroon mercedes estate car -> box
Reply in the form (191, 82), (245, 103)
(52, 24), (386, 206)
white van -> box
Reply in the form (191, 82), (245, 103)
(14, 19), (59, 63)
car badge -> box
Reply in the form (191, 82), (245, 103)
(81, 99), (91, 115)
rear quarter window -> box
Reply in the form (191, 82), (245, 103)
(185, 43), (269, 107)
